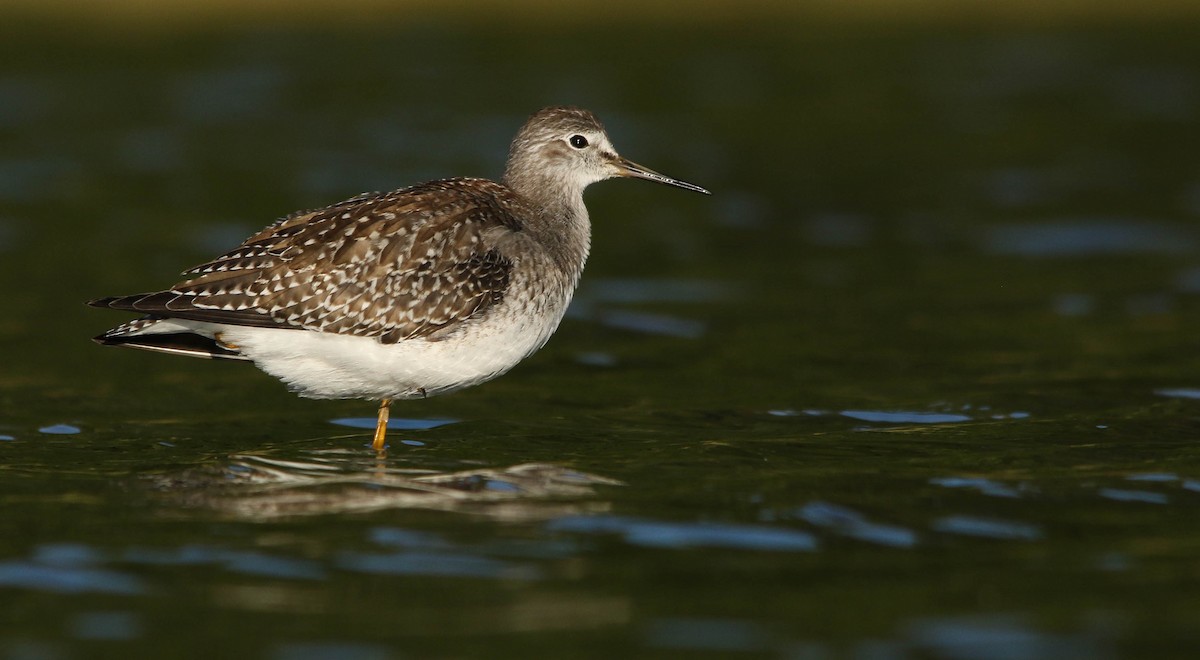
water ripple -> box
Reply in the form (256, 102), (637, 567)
(329, 417), (457, 431)
(984, 220), (1196, 257)
(1125, 473), (1177, 483)
(906, 614), (1112, 659)
(0, 561), (144, 595)
(122, 545), (324, 580)
(597, 310), (707, 338)
(548, 515), (818, 552)
(150, 458), (620, 521)
(38, 423), (81, 435)
(1154, 388), (1200, 400)
(930, 476), (1025, 499)
(794, 501), (919, 548)
(932, 516), (1043, 541)
(774, 408), (1029, 424)
(336, 551), (540, 581)
(841, 410), (972, 424)
(368, 527), (451, 550)
(1098, 488), (1170, 505)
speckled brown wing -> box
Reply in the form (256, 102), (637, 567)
(94, 178), (520, 344)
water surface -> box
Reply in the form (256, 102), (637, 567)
(2, 13), (1200, 659)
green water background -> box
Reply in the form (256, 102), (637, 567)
(2, 7), (1200, 658)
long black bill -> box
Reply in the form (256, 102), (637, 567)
(616, 157), (711, 195)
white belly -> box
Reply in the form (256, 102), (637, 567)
(213, 306), (563, 400)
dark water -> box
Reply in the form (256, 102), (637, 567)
(3, 16), (1200, 658)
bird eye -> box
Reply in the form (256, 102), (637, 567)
(569, 134), (589, 149)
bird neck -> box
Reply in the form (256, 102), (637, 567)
(503, 158), (585, 218)
(501, 170), (592, 284)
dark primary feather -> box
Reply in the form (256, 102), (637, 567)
(91, 316), (248, 360)
(91, 178), (519, 343)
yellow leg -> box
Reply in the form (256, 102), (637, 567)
(372, 398), (392, 451)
